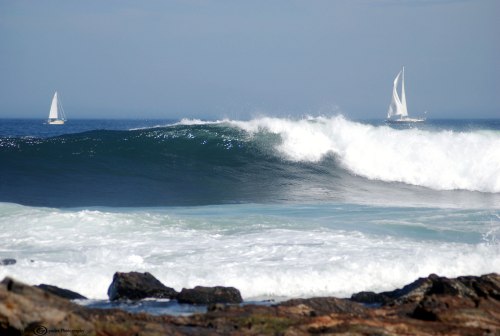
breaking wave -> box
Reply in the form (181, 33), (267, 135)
(225, 116), (500, 193)
(1, 116), (499, 207)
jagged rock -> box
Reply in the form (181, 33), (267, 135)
(0, 258), (16, 266)
(381, 275), (433, 304)
(455, 273), (500, 300)
(107, 271), (178, 301)
(1, 274), (499, 335)
(36, 284), (87, 300)
(177, 286), (243, 304)
(380, 273), (500, 305)
(407, 273), (500, 324)
(349, 276), (433, 307)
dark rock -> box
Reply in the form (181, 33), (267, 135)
(177, 286), (243, 304)
(382, 273), (500, 306)
(0, 258), (16, 266)
(411, 294), (479, 322)
(457, 273), (500, 300)
(281, 297), (368, 316)
(350, 291), (389, 305)
(107, 271), (178, 301)
(36, 284), (87, 300)
(380, 276), (433, 304)
(411, 295), (444, 321)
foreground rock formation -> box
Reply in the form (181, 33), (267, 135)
(36, 284), (88, 300)
(107, 271), (178, 301)
(1, 273), (499, 335)
(177, 286), (243, 304)
(107, 271), (242, 305)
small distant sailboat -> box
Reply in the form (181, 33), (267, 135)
(386, 67), (424, 123)
(47, 91), (66, 125)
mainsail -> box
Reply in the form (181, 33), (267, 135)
(48, 92), (59, 120)
(387, 67), (408, 119)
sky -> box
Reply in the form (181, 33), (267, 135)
(0, 0), (498, 120)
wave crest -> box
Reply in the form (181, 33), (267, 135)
(225, 116), (500, 193)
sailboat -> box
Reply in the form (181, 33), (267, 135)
(386, 67), (424, 123)
(47, 91), (66, 125)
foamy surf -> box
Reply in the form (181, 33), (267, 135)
(1, 202), (498, 300)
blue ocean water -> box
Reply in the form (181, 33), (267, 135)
(0, 116), (499, 312)
(1, 117), (499, 207)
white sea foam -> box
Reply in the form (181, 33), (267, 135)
(174, 118), (229, 126)
(226, 116), (500, 193)
(1, 203), (498, 300)
(129, 118), (225, 130)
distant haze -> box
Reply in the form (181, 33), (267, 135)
(0, 0), (498, 120)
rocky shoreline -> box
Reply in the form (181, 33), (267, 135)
(0, 272), (499, 335)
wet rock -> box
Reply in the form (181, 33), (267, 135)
(107, 271), (178, 301)
(177, 286), (243, 304)
(0, 258), (16, 266)
(36, 284), (87, 300)
(350, 291), (389, 305)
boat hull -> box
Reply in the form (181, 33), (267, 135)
(386, 118), (425, 123)
(48, 119), (65, 125)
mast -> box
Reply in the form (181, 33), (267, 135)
(400, 67), (408, 117)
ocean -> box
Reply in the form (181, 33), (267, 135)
(1, 116), (499, 313)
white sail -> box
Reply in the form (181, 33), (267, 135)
(48, 92), (59, 119)
(387, 68), (408, 119)
(47, 91), (66, 124)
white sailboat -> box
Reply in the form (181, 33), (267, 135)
(47, 91), (66, 125)
(386, 67), (424, 123)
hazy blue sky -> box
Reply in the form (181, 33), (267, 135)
(0, 0), (498, 119)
